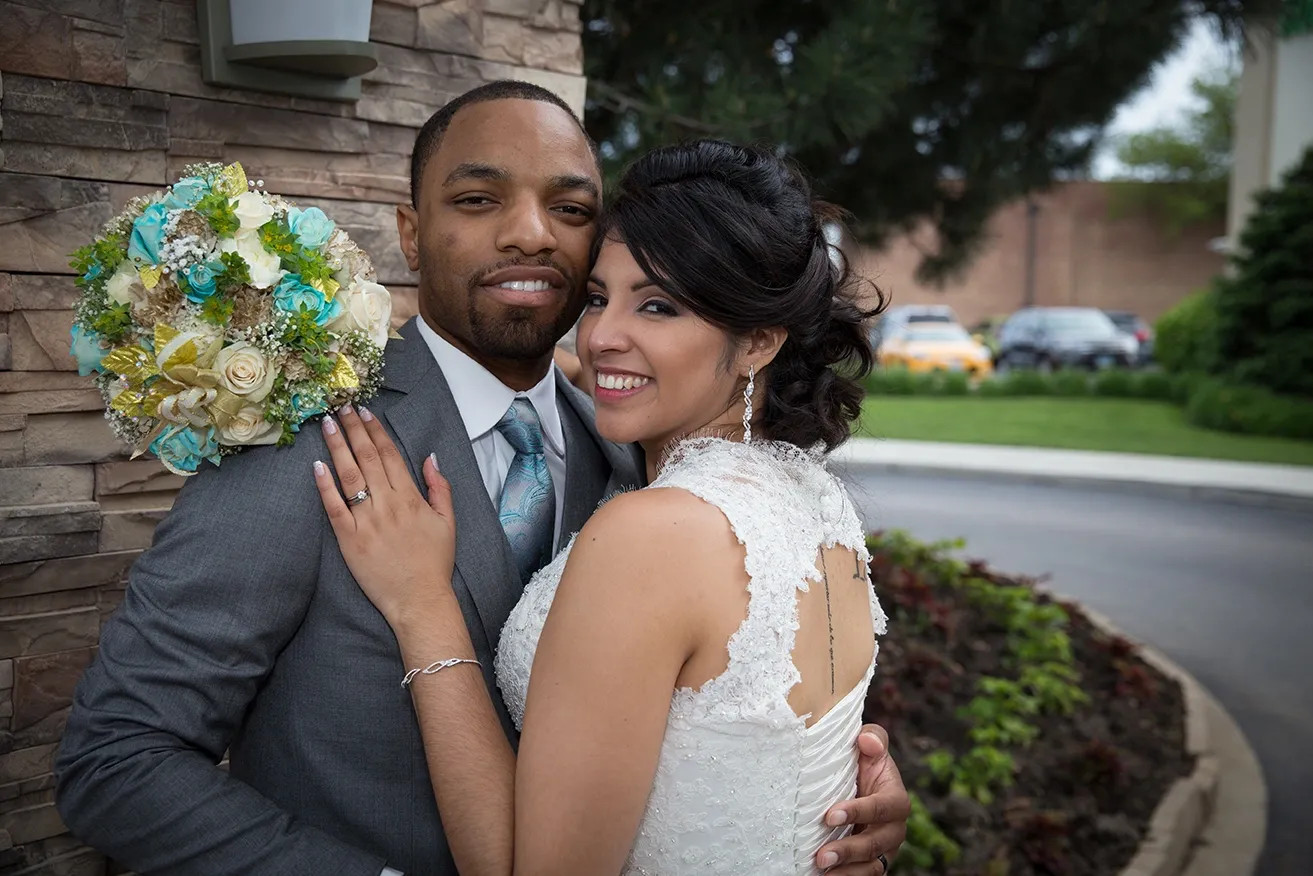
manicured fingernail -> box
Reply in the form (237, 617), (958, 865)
(359, 405), (374, 422)
(826, 810), (848, 827)
(428, 452), (439, 472)
(818, 851), (838, 868)
(313, 460), (326, 476)
(322, 417), (338, 435)
(340, 403), (354, 416)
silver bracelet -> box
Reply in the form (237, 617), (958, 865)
(401, 657), (480, 687)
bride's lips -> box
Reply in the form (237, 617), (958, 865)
(477, 266), (567, 308)
(593, 368), (652, 403)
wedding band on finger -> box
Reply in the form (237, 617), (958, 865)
(877, 853), (890, 874)
(346, 488), (371, 507)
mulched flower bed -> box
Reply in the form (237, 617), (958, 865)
(863, 532), (1193, 876)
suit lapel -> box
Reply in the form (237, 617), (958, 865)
(379, 319), (522, 667)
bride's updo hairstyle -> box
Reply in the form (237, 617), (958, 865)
(594, 139), (886, 451)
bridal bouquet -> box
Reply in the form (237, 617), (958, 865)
(69, 161), (394, 475)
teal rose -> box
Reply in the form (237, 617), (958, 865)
(163, 177), (209, 210)
(274, 273), (342, 325)
(150, 425), (220, 474)
(183, 259), (224, 303)
(286, 207), (335, 249)
(288, 392), (329, 432)
(69, 323), (107, 376)
(128, 202), (169, 265)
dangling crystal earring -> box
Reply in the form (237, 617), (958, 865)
(742, 365), (755, 443)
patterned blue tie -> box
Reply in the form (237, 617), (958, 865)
(496, 398), (556, 583)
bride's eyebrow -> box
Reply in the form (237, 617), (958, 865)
(584, 276), (661, 291)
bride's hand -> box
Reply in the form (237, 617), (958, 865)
(313, 403), (456, 626)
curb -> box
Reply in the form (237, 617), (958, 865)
(832, 440), (1313, 513)
(1054, 595), (1267, 876)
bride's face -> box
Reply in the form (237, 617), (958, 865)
(578, 239), (744, 448)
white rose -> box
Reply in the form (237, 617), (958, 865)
(105, 262), (146, 306)
(230, 191), (275, 231)
(220, 230), (283, 289)
(328, 280), (392, 349)
(218, 404), (282, 446)
(212, 342), (277, 402)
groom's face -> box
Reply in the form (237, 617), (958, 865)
(400, 99), (601, 371)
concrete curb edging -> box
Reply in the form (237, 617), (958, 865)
(832, 439), (1313, 513)
(1052, 594), (1267, 876)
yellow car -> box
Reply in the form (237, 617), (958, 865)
(878, 323), (994, 376)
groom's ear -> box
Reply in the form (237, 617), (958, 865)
(396, 204), (421, 273)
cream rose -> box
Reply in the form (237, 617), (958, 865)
(231, 191), (276, 231)
(218, 404), (282, 446)
(212, 342), (277, 402)
(105, 262), (146, 306)
(328, 280), (392, 349)
(219, 229), (283, 289)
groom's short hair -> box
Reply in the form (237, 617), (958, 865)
(409, 80), (598, 207)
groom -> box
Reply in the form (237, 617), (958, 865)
(56, 81), (908, 874)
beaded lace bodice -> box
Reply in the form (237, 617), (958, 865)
(495, 438), (887, 874)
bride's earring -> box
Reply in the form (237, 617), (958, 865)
(742, 365), (755, 443)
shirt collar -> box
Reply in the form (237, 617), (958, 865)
(415, 317), (564, 457)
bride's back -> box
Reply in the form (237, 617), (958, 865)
(631, 437), (886, 875)
(670, 461), (877, 730)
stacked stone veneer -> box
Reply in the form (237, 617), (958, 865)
(0, 2), (584, 872)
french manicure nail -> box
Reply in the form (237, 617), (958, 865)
(826, 810), (848, 827)
(818, 851), (838, 868)
(340, 403), (354, 416)
(429, 452), (440, 472)
(313, 460), (326, 476)
(322, 417), (338, 435)
(359, 405), (374, 422)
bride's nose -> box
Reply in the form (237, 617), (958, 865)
(584, 304), (633, 357)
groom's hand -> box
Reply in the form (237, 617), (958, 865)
(815, 724), (909, 874)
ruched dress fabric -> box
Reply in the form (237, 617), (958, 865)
(495, 438), (887, 874)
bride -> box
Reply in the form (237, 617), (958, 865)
(313, 139), (890, 875)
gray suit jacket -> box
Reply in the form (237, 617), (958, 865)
(55, 318), (644, 875)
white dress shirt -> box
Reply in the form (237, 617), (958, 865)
(415, 317), (568, 549)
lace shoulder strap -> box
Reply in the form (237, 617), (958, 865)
(651, 438), (870, 712)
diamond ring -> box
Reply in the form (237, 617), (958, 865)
(346, 489), (371, 507)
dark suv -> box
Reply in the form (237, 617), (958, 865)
(995, 307), (1135, 372)
(1104, 310), (1154, 365)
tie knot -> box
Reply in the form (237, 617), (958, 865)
(496, 398), (545, 455)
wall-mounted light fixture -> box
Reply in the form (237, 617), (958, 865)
(198, 0), (378, 102)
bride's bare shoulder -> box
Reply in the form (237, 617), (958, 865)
(565, 487), (742, 588)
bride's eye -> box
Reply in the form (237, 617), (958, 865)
(640, 298), (679, 317)
(585, 291), (607, 309)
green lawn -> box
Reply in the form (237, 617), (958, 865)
(859, 397), (1313, 466)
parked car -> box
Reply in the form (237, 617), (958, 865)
(995, 307), (1135, 372)
(878, 323), (993, 376)
(1104, 310), (1155, 365)
(870, 304), (960, 350)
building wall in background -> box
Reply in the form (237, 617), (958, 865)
(0, 1), (583, 872)
(1228, 26), (1313, 246)
(854, 181), (1227, 328)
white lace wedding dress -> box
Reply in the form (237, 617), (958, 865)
(495, 438), (888, 875)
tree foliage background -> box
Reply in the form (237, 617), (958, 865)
(581, 0), (1276, 282)
(1108, 70), (1237, 234)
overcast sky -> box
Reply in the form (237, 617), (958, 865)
(1091, 18), (1240, 178)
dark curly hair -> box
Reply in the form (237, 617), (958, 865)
(594, 139), (886, 451)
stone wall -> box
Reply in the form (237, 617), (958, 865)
(855, 180), (1228, 327)
(0, 1), (584, 873)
